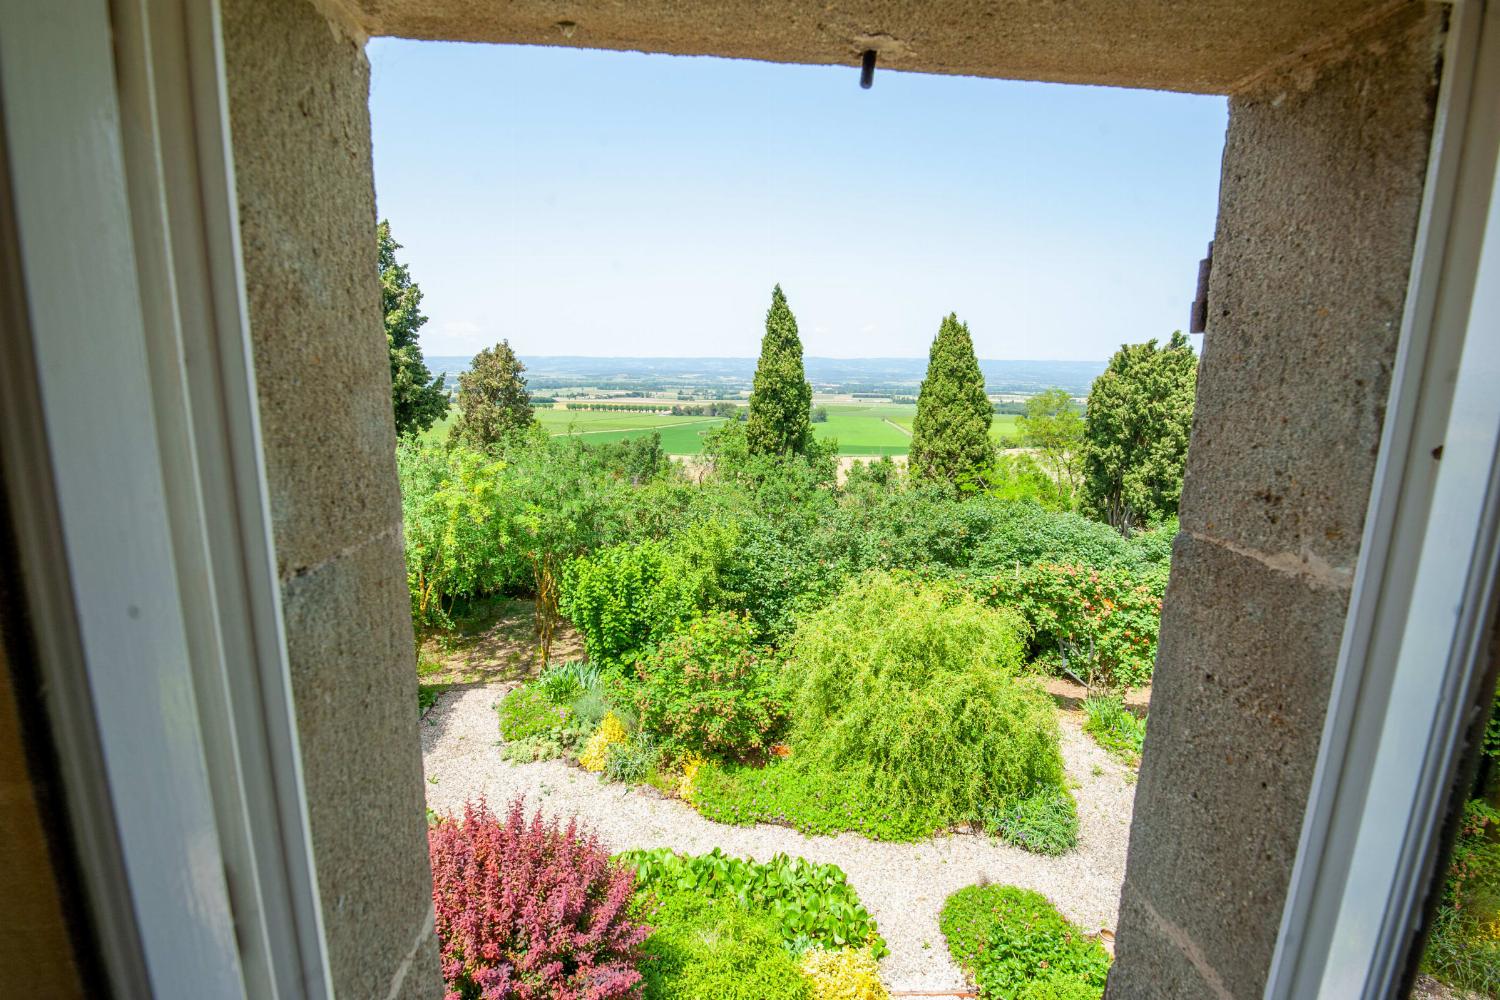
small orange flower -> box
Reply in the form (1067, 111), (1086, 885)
(770, 743), (791, 758)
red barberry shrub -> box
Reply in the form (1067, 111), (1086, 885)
(428, 799), (650, 1000)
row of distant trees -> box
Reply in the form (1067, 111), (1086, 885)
(380, 219), (1196, 535)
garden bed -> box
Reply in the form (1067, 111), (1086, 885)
(421, 682), (1136, 994)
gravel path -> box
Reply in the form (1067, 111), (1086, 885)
(421, 683), (1137, 993)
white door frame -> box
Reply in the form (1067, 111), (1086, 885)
(2, 0), (1498, 997)
(1266, 0), (1500, 995)
(0, 1), (331, 996)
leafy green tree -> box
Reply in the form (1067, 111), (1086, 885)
(1018, 387), (1085, 502)
(449, 340), (536, 449)
(745, 285), (812, 457)
(1082, 331), (1198, 535)
(910, 313), (993, 486)
(379, 221), (448, 436)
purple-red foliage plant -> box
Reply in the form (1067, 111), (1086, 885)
(428, 799), (650, 1000)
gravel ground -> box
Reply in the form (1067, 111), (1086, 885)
(421, 683), (1137, 994)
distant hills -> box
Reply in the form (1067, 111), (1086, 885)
(424, 356), (1106, 397)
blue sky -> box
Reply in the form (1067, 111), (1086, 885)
(368, 40), (1226, 361)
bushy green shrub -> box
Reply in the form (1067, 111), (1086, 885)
(985, 564), (1161, 690)
(693, 573), (1066, 840)
(619, 847), (886, 957)
(985, 788), (1079, 856)
(634, 890), (812, 1000)
(941, 885), (1109, 999)
(560, 540), (692, 667)
(1081, 696), (1147, 765)
(631, 612), (788, 758)
(397, 442), (509, 628)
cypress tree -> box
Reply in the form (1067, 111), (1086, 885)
(745, 285), (813, 457)
(379, 220), (448, 436)
(909, 313), (994, 485)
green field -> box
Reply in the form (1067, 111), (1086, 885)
(422, 404), (1023, 456)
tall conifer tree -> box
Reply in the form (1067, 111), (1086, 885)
(379, 220), (448, 436)
(910, 313), (993, 485)
(746, 285), (813, 457)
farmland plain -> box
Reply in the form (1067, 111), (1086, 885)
(422, 403), (1025, 456)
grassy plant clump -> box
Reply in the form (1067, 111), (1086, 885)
(940, 884), (1109, 999)
(799, 946), (889, 1000)
(634, 890), (812, 1000)
(985, 788), (1079, 856)
(619, 847), (886, 957)
(1421, 799), (1500, 994)
(603, 732), (660, 785)
(693, 572), (1068, 840)
(1081, 696), (1146, 766)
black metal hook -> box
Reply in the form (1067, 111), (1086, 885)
(860, 49), (876, 89)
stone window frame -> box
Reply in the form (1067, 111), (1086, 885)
(2, 1), (1498, 997)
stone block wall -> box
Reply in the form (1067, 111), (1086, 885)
(1107, 4), (1447, 996)
(220, 0), (441, 996)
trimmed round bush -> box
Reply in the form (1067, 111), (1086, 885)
(428, 799), (649, 1000)
(940, 884), (1109, 999)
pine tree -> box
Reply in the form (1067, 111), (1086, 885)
(745, 285), (813, 457)
(379, 220), (448, 436)
(1082, 330), (1198, 535)
(909, 313), (994, 485)
(449, 340), (535, 449)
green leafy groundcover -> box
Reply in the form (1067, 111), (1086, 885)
(633, 889), (811, 1000)
(940, 885), (1109, 1000)
(691, 572), (1071, 845)
(618, 847), (886, 958)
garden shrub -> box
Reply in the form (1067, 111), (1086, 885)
(580, 712), (630, 772)
(729, 572), (1065, 839)
(985, 788), (1079, 856)
(398, 442), (509, 628)
(428, 799), (649, 1000)
(1081, 696), (1147, 765)
(632, 611), (788, 758)
(985, 564), (1161, 690)
(619, 847), (886, 957)
(634, 889), (811, 1000)
(560, 541), (692, 668)
(940, 884), (1109, 1000)
(798, 947), (889, 1000)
